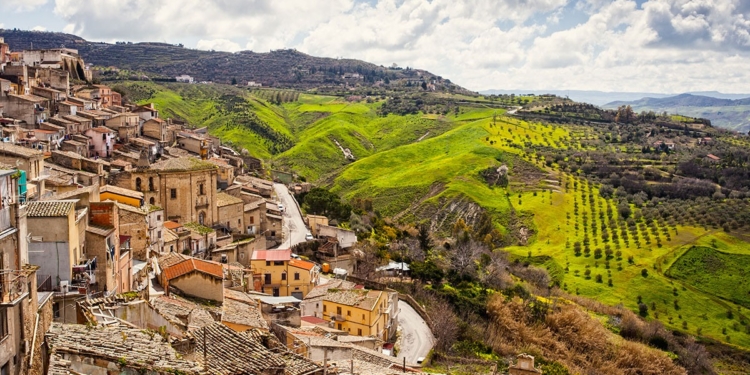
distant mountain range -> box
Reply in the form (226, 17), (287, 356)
(604, 93), (750, 133)
(0, 29), (465, 91)
(480, 89), (750, 106)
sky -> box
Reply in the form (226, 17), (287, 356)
(2, 0), (750, 94)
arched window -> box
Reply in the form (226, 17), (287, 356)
(135, 177), (142, 191)
(198, 211), (205, 225)
(148, 177), (154, 191)
(149, 197), (155, 205)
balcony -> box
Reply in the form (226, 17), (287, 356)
(1, 271), (29, 306)
(331, 313), (346, 322)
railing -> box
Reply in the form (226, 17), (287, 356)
(37, 274), (52, 292)
(1, 272), (29, 305)
(0, 206), (11, 232)
(332, 313), (346, 322)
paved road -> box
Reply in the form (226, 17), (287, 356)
(397, 300), (435, 366)
(273, 183), (308, 249)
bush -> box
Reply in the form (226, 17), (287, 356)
(641, 269), (648, 277)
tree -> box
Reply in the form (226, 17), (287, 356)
(410, 259), (444, 284)
(417, 224), (432, 252)
(231, 77), (237, 85)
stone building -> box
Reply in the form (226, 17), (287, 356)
(0, 142), (46, 200)
(112, 157), (219, 225)
(509, 354), (543, 374)
(217, 192), (244, 235)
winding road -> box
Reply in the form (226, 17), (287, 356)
(397, 301), (435, 367)
(273, 183), (308, 249)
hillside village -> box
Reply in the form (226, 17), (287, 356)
(0, 37), (545, 375)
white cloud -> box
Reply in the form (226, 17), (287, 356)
(196, 39), (241, 52)
(31, 25), (47, 31)
(1, 0), (47, 12)
(38, 0), (750, 93)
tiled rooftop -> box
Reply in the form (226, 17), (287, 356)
(45, 323), (202, 374)
(0, 142), (44, 157)
(86, 224), (114, 237)
(26, 200), (75, 217)
(151, 294), (216, 332)
(251, 249), (291, 261)
(163, 257), (224, 281)
(149, 156), (217, 172)
(191, 322), (285, 375)
(305, 279), (357, 300)
(289, 259), (317, 271)
(222, 295), (268, 330)
(323, 289), (382, 311)
(216, 192), (243, 207)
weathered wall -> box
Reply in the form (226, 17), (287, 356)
(170, 272), (223, 302)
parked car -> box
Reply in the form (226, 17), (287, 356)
(305, 232), (314, 241)
(277, 203), (285, 212)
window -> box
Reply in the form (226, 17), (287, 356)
(0, 308), (7, 339)
(336, 306), (342, 315)
(264, 274), (271, 284)
(273, 261), (284, 266)
(198, 212), (205, 225)
(347, 310), (351, 316)
(170, 188), (176, 199)
(266, 261), (271, 266)
(158, 231), (162, 238)
(135, 177), (142, 191)
(238, 219), (241, 226)
(294, 272), (300, 281)
(149, 197), (155, 205)
(323, 305), (326, 312)
(249, 217), (254, 224)
(337, 323), (342, 330)
(358, 328), (362, 336)
(148, 177), (154, 191)
(281, 273), (287, 281)
(199, 183), (204, 195)
(157, 215), (161, 221)
(362, 314), (365, 320)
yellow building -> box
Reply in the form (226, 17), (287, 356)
(321, 289), (389, 340)
(250, 249), (319, 299)
(100, 184), (144, 207)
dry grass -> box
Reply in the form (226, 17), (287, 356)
(486, 295), (688, 375)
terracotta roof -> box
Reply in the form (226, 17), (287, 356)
(163, 257), (223, 281)
(164, 221), (182, 230)
(301, 316), (327, 325)
(157, 252), (188, 269)
(9, 93), (48, 102)
(216, 192), (243, 207)
(26, 200), (75, 217)
(251, 249), (291, 261)
(289, 259), (316, 271)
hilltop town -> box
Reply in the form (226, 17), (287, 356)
(0, 37), (517, 375)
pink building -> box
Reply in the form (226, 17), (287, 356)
(85, 126), (116, 158)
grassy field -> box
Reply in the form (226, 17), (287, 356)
(667, 247), (750, 309)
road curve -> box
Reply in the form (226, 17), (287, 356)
(396, 300), (435, 366)
(273, 183), (307, 249)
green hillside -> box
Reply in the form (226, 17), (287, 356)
(117, 81), (750, 350)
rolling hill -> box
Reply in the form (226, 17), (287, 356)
(0, 29), (467, 92)
(604, 93), (750, 133)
